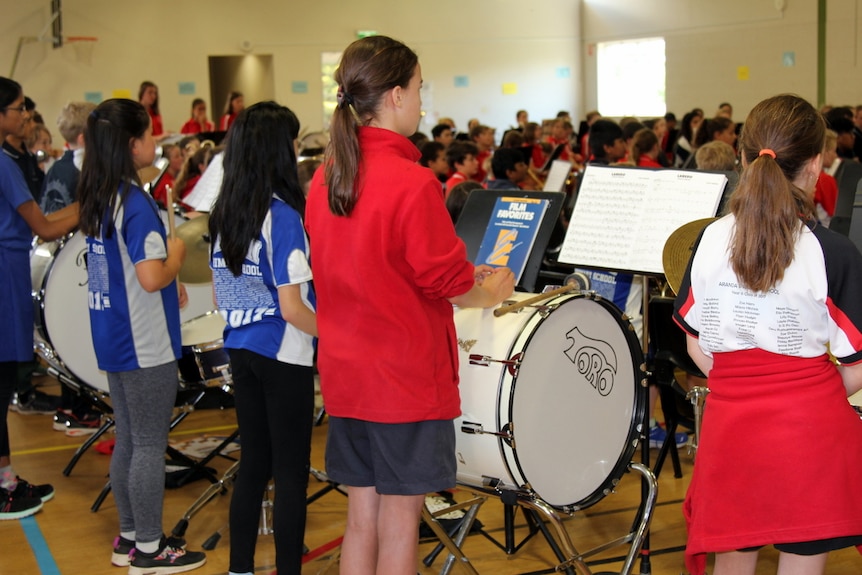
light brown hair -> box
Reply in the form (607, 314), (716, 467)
(728, 94), (824, 292)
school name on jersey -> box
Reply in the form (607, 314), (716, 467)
(212, 256), (263, 277)
(221, 307), (277, 328)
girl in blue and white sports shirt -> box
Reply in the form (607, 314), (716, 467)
(207, 102), (316, 575)
(77, 98), (207, 575)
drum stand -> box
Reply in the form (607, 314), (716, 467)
(455, 462), (657, 575)
(43, 367), (117, 477)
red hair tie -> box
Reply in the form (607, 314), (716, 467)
(758, 148), (776, 159)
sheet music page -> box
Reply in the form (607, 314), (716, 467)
(183, 152), (224, 212)
(542, 160), (571, 192)
(559, 166), (726, 274)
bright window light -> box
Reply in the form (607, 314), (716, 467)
(596, 38), (666, 117)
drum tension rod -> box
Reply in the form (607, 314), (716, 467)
(460, 421), (515, 447)
(468, 354), (519, 367)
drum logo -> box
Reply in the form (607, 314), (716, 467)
(564, 327), (616, 396)
(458, 338), (478, 353)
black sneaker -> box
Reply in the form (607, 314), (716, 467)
(53, 409), (72, 431)
(64, 411), (102, 437)
(11, 477), (54, 503)
(113, 535), (186, 567)
(0, 486), (43, 520)
(128, 536), (205, 575)
(12, 390), (61, 415)
(112, 535), (135, 567)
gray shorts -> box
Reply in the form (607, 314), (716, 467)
(325, 417), (456, 495)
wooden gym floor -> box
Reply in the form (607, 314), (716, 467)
(2, 376), (860, 575)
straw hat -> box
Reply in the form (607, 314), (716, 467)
(662, 218), (717, 294)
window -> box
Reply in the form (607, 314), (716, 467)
(321, 51), (341, 130)
(596, 37), (666, 117)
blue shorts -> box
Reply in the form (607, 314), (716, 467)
(325, 417), (456, 495)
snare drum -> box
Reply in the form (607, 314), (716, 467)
(30, 211), (216, 392)
(454, 292), (645, 510)
(179, 312), (230, 385)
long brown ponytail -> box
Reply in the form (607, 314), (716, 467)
(323, 35), (418, 216)
(728, 94), (824, 292)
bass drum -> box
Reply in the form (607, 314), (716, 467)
(31, 212), (215, 393)
(454, 292), (645, 510)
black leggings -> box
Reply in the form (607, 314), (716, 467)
(227, 349), (314, 575)
(0, 362), (18, 459)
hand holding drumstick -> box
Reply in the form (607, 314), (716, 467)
(449, 265), (515, 309)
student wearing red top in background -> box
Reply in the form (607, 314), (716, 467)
(138, 81), (169, 142)
(151, 144), (184, 207)
(469, 124), (494, 183)
(305, 35), (514, 575)
(631, 128), (663, 168)
(443, 141), (479, 197)
(813, 129), (840, 226)
(180, 98), (214, 135)
(220, 91), (244, 132)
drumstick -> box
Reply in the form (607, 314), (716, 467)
(493, 284), (576, 317)
(165, 186), (181, 298)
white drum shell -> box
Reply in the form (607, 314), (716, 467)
(31, 213), (214, 392)
(454, 292), (643, 509)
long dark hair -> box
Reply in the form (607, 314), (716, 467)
(208, 101), (304, 276)
(78, 99), (150, 238)
(324, 35), (418, 216)
(728, 94), (824, 292)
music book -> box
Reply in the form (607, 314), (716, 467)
(475, 196), (549, 283)
(558, 165), (726, 275)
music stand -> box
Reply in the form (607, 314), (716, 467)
(455, 189), (565, 292)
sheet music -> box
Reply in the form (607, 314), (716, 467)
(183, 152), (224, 212)
(542, 160), (571, 192)
(559, 166), (726, 274)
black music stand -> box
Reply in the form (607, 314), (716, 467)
(455, 189), (565, 292)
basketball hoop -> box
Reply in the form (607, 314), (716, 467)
(65, 36), (98, 66)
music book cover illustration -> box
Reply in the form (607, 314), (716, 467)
(475, 196), (549, 283)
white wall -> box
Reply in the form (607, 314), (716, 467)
(582, 0), (862, 121)
(5, 1), (859, 139)
(1, 0), (581, 140)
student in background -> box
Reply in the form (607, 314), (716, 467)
(444, 141), (480, 197)
(419, 141), (449, 185)
(220, 91), (244, 132)
(180, 98), (214, 135)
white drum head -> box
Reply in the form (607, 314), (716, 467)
(507, 295), (643, 509)
(181, 312), (226, 346)
(35, 211), (215, 393)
